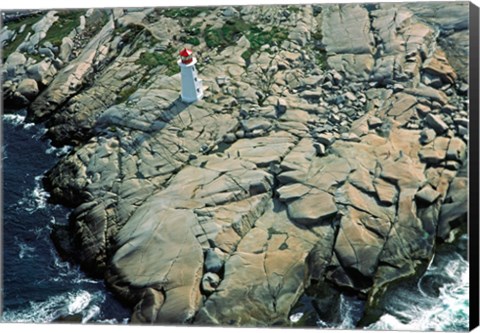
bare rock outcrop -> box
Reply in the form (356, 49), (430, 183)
(322, 4), (375, 81)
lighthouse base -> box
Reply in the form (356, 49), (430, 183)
(181, 90), (204, 103)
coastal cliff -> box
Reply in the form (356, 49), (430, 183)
(1, 3), (470, 326)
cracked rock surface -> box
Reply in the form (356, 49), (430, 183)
(2, 2), (470, 327)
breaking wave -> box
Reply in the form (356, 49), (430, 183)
(46, 144), (72, 157)
(1, 290), (105, 323)
(14, 174), (50, 213)
(3, 113), (27, 126)
(368, 240), (469, 331)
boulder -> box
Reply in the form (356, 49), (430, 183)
(109, 208), (204, 323)
(204, 248), (224, 274)
(241, 117), (272, 132)
(404, 87), (448, 105)
(368, 116), (383, 129)
(202, 272), (221, 294)
(419, 128), (436, 144)
(3, 52), (27, 79)
(16, 78), (39, 101)
(415, 185), (441, 204)
(419, 149), (446, 165)
(425, 114), (449, 134)
(0, 28), (15, 46)
(6, 51), (27, 67)
(386, 93), (417, 117)
(438, 177), (467, 239)
(416, 103), (431, 117)
(316, 132), (335, 146)
(59, 37), (74, 61)
(39, 47), (55, 58)
(423, 49), (457, 84)
(446, 137), (467, 162)
(223, 7), (239, 17)
(223, 133), (236, 143)
(314, 142), (326, 156)
(26, 59), (57, 86)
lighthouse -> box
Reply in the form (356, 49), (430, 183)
(178, 48), (203, 103)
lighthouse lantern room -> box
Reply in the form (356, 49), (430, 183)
(178, 48), (203, 103)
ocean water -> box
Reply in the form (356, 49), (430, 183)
(367, 235), (469, 331)
(288, 227), (470, 330)
(1, 111), (131, 323)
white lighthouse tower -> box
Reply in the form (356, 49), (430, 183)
(178, 48), (203, 103)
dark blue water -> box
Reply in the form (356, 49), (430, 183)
(1, 111), (131, 323)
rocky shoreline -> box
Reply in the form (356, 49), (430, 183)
(1, 3), (469, 326)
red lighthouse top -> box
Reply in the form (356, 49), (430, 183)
(179, 48), (194, 64)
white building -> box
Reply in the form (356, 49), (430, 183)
(178, 48), (203, 103)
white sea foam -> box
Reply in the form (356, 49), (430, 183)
(48, 250), (98, 285)
(338, 294), (364, 328)
(32, 175), (50, 210)
(289, 312), (304, 323)
(72, 276), (100, 285)
(17, 241), (36, 259)
(30, 127), (48, 140)
(46, 144), (72, 157)
(15, 174), (51, 214)
(67, 290), (92, 314)
(23, 122), (35, 129)
(48, 215), (69, 227)
(316, 294), (365, 329)
(3, 113), (26, 126)
(2, 294), (68, 323)
(2, 290), (106, 323)
(368, 255), (469, 331)
(82, 305), (101, 323)
(51, 249), (73, 274)
(2, 113), (36, 130)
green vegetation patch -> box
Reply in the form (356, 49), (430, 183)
(204, 19), (251, 49)
(116, 85), (137, 104)
(204, 19), (288, 63)
(310, 28), (328, 69)
(118, 24), (145, 47)
(286, 5), (302, 13)
(43, 10), (85, 47)
(159, 7), (212, 18)
(2, 13), (43, 61)
(179, 36), (200, 46)
(185, 22), (202, 36)
(180, 22), (202, 46)
(315, 50), (328, 69)
(135, 47), (177, 76)
(241, 25), (288, 62)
